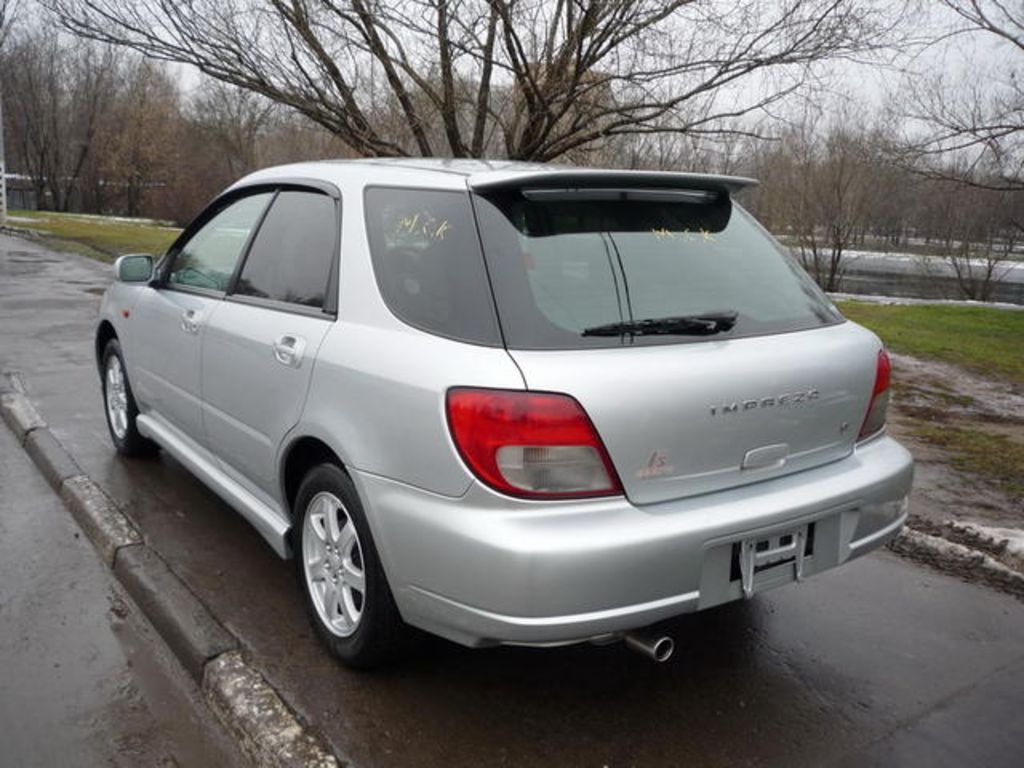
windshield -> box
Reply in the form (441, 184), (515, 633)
(472, 189), (842, 350)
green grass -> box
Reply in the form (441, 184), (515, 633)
(5, 209), (181, 262)
(837, 301), (1024, 385)
(913, 424), (1024, 502)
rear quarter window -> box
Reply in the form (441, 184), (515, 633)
(363, 187), (500, 346)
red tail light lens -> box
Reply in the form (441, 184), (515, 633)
(858, 349), (892, 441)
(446, 388), (624, 499)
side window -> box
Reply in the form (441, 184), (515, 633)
(234, 190), (337, 309)
(363, 187), (500, 345)
(168, 192), (273, 292)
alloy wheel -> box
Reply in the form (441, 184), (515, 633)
(105, 355), (129, 439)
(302, 491), (366, 637)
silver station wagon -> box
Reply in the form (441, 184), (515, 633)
(96, 159), (913, 667)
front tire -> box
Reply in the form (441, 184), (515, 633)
(101, 339), (158, 457)
(293, 463), (408, 668)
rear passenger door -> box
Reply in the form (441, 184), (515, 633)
(201, 187), (340, 505)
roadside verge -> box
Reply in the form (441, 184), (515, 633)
(1, 373), (340, 768)
(889, 527), (1024, 600)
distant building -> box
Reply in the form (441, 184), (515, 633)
(3, 173), (37, 210)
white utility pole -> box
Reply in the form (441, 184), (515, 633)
(0, 93), (6, 227)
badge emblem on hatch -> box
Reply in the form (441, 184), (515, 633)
(637, 451), (674, 479)
(709, 389), (819, 416)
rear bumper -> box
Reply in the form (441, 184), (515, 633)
(354, 435), (913, 647)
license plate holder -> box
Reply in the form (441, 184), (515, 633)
(737, 525), (808, 598)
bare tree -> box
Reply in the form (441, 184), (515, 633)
(45, 0), (906, 161)
(903, 0), (1024, 190)
(93, 58), (183, 216)
(0, 0), (19, 48)
(2, 29), (121, 210)
(754, 107), (875, 291)
(917, 175), (1021, 300)
(190, 80), (278, 179)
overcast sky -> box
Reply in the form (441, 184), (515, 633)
(15, 0), (1022, 143)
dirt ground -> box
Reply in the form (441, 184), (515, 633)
(888, 353), (1024, 531)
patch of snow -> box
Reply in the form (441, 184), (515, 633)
(954, 522), (1024, 558)
(843, 249), (1024, 272)
(828, 292), (1024, 311)
(900, 529), (1017, 571)
(35, 211), (176, 227)
(896, 528), (1024, 585)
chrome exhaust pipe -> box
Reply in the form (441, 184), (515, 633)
(624, 630), (674, 662)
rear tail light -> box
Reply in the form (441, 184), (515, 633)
(446, 388), (623, 499)
(858, 349), (892, 441)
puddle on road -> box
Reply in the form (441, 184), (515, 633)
(4, 249), (49, 258)
(46, 278), (108, 295)
(9, 256), (61, 264)
(0, 254), (64, 277)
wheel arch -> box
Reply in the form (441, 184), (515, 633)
(280, 434), (347, 523)
(95, 320), (118, 373)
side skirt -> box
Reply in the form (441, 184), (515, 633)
(136, 413), (291, 557)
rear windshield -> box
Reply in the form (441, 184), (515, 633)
(472, 189), (842, 349)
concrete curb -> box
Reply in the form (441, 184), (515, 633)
(205, 652), (339, 768)
(889, 528), (1024, 600)
(0, 390), (46, 442)
(24, 428), (83, 488)
(114, 545), (239, 680)
(0, 374), (341, 768)
(61, 475), (142, 566)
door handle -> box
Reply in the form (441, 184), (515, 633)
(272, 334), (306, 368)
(180, 308), (202, 335)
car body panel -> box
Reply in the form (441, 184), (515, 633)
(299, 320), (526, 501)
(356, 433), (912, 646)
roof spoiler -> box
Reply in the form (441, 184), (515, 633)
(467, 169), (758, 197)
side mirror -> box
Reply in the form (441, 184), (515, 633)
(114, 254), (154, 283)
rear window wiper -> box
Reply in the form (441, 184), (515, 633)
(581, 311), (738, 337)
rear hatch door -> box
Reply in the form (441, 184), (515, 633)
(509, 322), (879, 505)
(469, 173), (880, 504)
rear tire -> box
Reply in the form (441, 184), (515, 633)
(293, 463), (408, 669)
(101, 339), (158, 457)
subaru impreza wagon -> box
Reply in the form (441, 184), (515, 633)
(96, 159), (913, 667)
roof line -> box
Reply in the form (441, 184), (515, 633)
(351, 158), (474, 177)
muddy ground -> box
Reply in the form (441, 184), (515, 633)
(888, 353), (1024, 532)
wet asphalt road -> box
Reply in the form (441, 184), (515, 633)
(2, 232), (1024, 767)
(0, 390), (244, 766)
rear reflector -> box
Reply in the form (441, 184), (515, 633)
(446, 388), (623, 499)
(858, 349), (892, 441)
